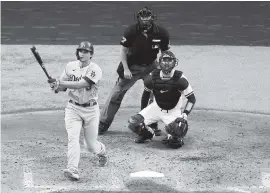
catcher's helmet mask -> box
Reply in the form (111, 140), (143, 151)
(76, 41), (94, 61)
(135, 6), (157, 32)
(159, 51), (178, 76)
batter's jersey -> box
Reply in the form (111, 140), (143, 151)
(59, 60), (102, 104)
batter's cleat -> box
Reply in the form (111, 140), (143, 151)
(98, 122), (109, 135)
(162, 135), (184, 149)
(64, 168), (80, 181)
(98, 154), (108, 167)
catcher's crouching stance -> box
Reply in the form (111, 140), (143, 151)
(128, 50), (196, 149)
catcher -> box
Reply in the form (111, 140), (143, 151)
(128, 50), (196, 149)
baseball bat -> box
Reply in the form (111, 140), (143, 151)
(30, 46), (58, 93)
(30, 46), (52, 79)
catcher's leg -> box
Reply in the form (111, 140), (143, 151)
(148, 93), (161, 136)
(128, 114), (155, 143)
(140, 89), (161, 136)
(128, 103), (160, 143)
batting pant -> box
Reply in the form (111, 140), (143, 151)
(64, 102), (106, 171)
(100, 62), (156, 129)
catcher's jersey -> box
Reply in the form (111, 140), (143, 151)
(144, 69), (194, 110)
(144, 69), (193, 96)
(60, 60), (102, 104)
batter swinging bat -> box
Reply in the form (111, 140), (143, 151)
(30, 46), (58, 93)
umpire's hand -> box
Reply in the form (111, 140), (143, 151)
(124, 68), (133, 79)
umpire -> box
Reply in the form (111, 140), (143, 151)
(99, 6), (170, 134)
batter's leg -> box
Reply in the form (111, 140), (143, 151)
(83, 106), (107, 166)
(64, 104), (83, 173)
(99, 77), (138, 134)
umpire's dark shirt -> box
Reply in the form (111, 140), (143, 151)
(120, 23), (170, 65)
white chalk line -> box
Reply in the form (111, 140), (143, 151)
(23, 165), (34, 188)
(35, 185), (268, 193)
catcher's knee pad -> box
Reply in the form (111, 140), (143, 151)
(128, 114), (145, 134)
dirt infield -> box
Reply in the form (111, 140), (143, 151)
(1, 109), (270, 193)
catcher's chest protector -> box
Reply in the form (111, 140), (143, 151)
(152, 70), (182, 110)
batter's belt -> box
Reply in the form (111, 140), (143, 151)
(69, 99), (97, 107)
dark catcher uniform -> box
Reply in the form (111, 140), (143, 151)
(99, 7), (170, 134)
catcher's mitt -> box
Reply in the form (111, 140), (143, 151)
(165, 117), (188, 138)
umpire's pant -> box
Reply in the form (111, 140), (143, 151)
(100, 62), (156, 129)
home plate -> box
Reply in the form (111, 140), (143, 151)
(130, 170), (164, 178)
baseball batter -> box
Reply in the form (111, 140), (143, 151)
(48, 41), (107, 181)
(128, 50), (196, 148)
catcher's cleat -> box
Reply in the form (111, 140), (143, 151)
(162, 135), (184, 148)
(153, 128), (161, 136)
(149, 123), (161, 136)
(98, 154), (108, 167)
(64, 168), (80, 181)
(98, 122), (109, 135)
(135, 131), (155, 143)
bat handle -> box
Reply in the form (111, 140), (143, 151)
(48, 76), (58, 93)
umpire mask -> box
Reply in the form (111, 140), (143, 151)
(136, 7), (156, 32)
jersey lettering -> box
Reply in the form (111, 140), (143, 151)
(90, 71), (96, 78)
(70, 74), (82, 81)
(121, 37), (127, 44)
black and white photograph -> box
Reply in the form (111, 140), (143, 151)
(1, 1), (270, 193)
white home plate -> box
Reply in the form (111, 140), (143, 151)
(130, 170), (164, 178)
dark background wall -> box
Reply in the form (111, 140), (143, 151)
(1, 1), (270, 46)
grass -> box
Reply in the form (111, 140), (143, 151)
(1, 45), (270, 114)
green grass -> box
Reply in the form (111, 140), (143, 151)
(1, 45), (270, 114)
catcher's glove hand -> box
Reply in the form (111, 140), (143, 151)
(165, 117), (188, 138)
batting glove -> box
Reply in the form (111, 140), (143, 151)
(182, 113), (188, 121)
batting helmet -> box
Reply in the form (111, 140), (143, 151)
(76, 41), (94, 60)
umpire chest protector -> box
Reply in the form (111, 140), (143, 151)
(152, 69), (182, 110)
(128, 24), (161, 65)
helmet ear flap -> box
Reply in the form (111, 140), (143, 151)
(76, 50), (79, 60)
